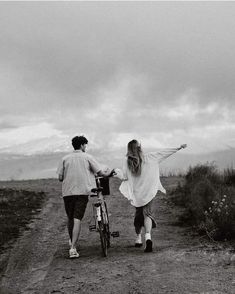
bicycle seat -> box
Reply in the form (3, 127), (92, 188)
(91, 187), (103, 193)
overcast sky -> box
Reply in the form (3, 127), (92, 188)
(0, 1), (235, 156)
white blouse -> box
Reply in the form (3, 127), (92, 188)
(115, 148), (180, 207)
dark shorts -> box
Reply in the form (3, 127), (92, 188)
(63, 195), (89, 220)
(134, 199), (157, 233)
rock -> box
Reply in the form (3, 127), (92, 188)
(221, 252), (231, 265)
(230, 254), (235, 265)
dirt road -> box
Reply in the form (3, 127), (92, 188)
(0, 178), (234, 294)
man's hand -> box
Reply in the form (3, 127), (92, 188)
(180, 144), (187, 149)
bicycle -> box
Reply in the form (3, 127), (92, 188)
(89, 175), (119, 257)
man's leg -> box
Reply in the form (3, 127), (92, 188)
(63, 196), (74, 243)
(68, 218), (74, 242)
(70, 195), (88, 251)
(63, 196), (80, 258)
(71, 218), (81, 249)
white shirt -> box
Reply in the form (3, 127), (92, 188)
(115, 148), (180, 207)
(57, 150), (101, 197)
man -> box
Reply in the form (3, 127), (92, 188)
(57, 135), (112, 258)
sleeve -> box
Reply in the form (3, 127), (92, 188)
(56, 158), (64, 177)
(87, 154), (102, 174)
(147, 148), (180, 163)
(114, 160), (128, 181)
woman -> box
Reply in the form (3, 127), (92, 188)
(114, 140), (187, 252)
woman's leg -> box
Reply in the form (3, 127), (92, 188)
(144, 215), (152, 236)
(134, 207), (144, 246)
(143, 200), (156, 252)
(144, 216), (153, 252)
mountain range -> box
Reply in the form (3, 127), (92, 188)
(0, 148), (234, 181)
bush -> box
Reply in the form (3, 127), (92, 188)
(185, 162), (221, 188)
(204, 192), (235, 240)
(224, 168), (235, 186)
(170, 163), (235, 240)
(188, 179), (218, 224)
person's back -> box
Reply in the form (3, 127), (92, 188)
(122, 151), (164, 207)
(61, 151), (99, 197)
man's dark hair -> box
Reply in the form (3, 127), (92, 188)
(72, 136), (88, 150)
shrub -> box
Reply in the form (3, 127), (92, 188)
(188, 179), (218, 224)
(204, 193), (235, 240)
(185, 162), (221, 188)
(224, 168), (235, 186)
(170, 163), (235, 240)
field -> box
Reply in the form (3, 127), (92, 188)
(0, 187), (46, 254)
(0, 177), (234, 294)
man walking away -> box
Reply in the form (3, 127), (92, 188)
(57, 135), (112, 258)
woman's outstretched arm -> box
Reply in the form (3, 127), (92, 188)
(147, 144), (187, 163)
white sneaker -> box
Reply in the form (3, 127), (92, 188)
(135, 234), (143, 247)
(69, 248), (79, 258)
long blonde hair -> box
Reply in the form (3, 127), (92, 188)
(126, 140), (143, 176)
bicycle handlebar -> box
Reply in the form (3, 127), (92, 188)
(91, 187), (103, 193)
(96, 169), (116, 179)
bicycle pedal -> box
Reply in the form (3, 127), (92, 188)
(89, 225), (96, 231)
(111, 231), (120, 237)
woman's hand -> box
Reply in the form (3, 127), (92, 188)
(108, 169), (117, 177)
(113, 168), (126, 180)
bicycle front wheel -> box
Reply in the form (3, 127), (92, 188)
(104, 202), (110, 248)
(98, 220), (108, 257)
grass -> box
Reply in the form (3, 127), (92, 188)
(0, 188), (46, 253)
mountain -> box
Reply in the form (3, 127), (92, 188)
(0, 148), (234, 181)
(0, 136), (70, 155)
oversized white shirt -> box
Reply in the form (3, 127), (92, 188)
(115, 148), (180, 207)
(57, 150), (101, 197)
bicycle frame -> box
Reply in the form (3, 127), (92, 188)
(95, 202), (108, 223)
(89, 176), (119, 257)
(92, 178), (108, 224)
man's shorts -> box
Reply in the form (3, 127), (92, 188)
(63, 195), (89, 220)
(134, 198), (157, 230)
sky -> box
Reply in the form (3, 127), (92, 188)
(1, 1), (235, 158)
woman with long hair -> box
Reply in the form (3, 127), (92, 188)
(115, 140), (187, 252)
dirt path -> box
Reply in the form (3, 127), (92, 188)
(0, 178), (234, 294)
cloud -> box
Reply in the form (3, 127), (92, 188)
(0, 122), (65, 150)
(0, 2), (235, 156)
